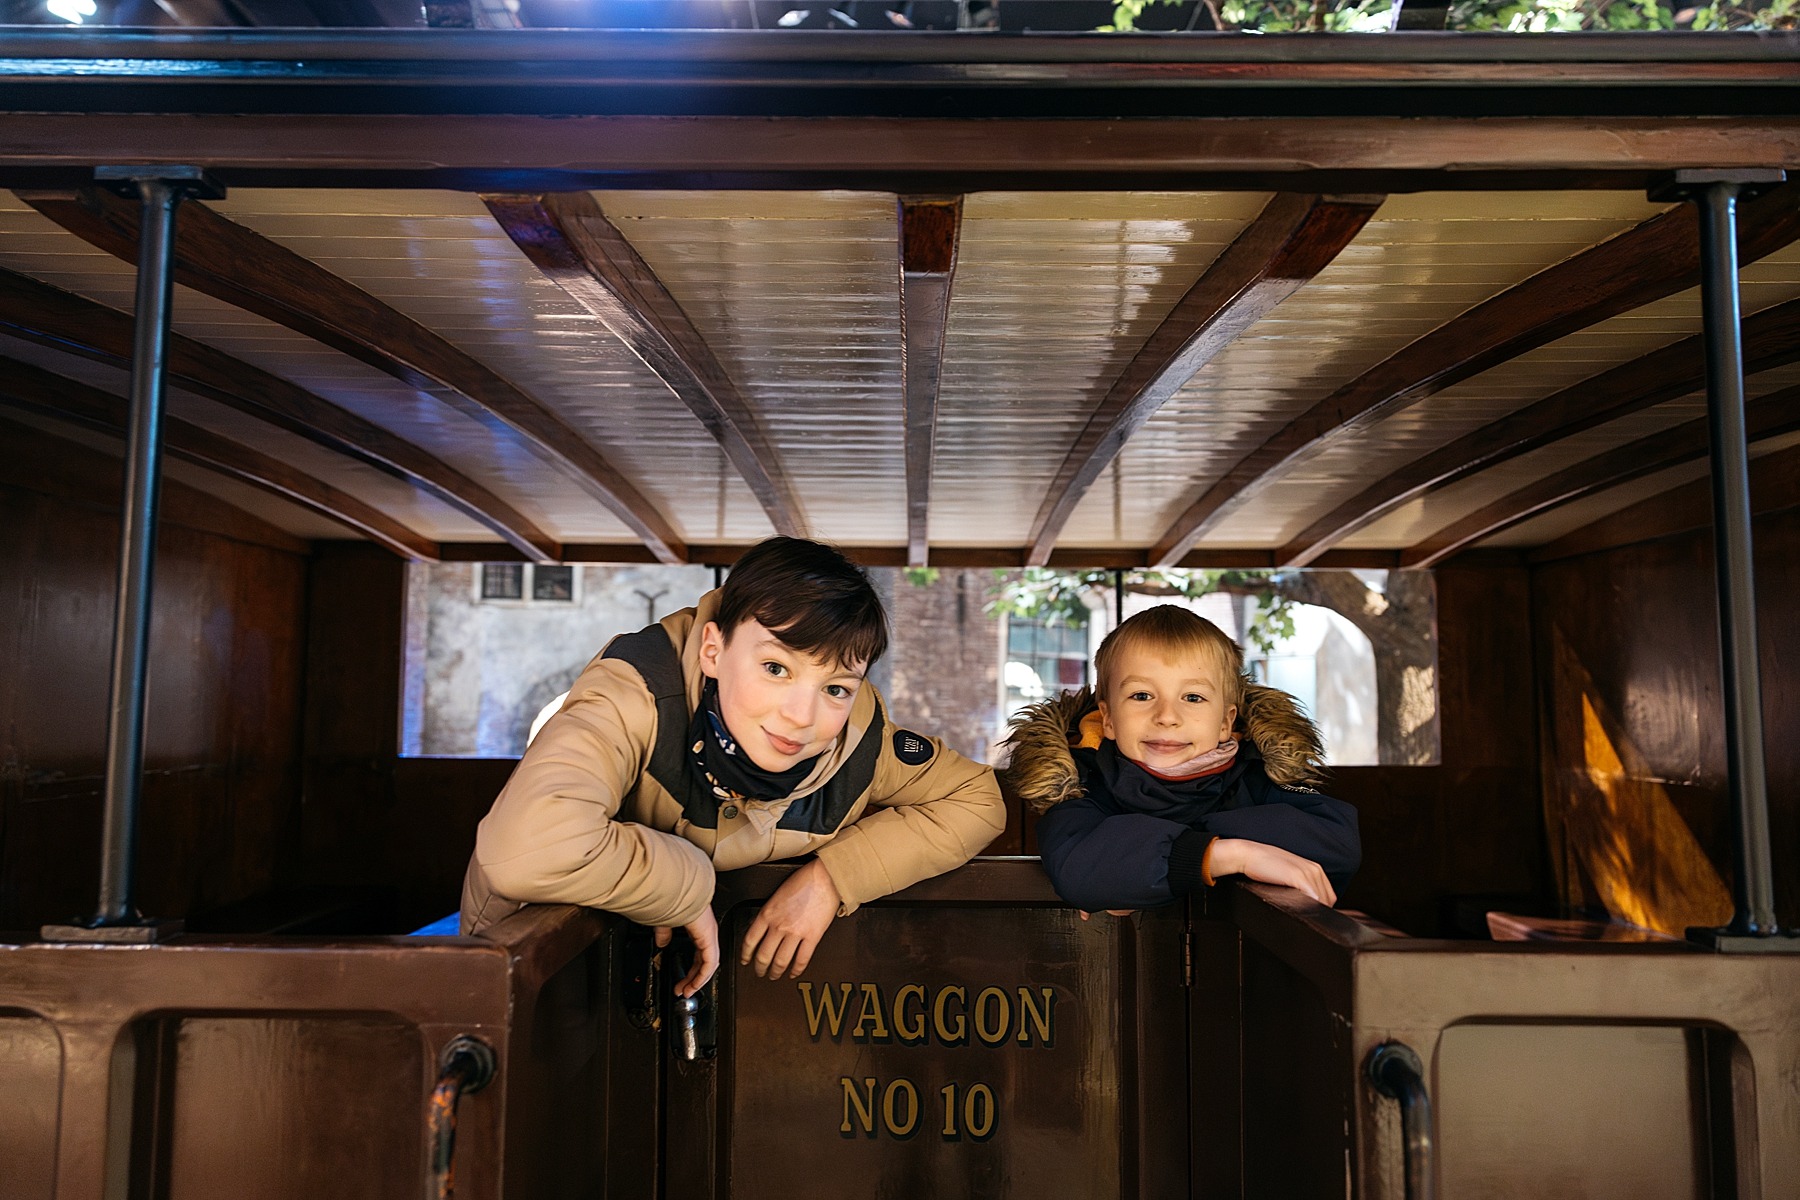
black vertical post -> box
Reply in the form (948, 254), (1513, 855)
(1113, 569), (1125, 626)
(41, 167), (221, 943)
(92, 176), (182, 927)
(1694, 181), (1778, 938)
(1653, 168), (1787, 948)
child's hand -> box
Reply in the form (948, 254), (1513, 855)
(1078, 909), (1135, 921)
(1211, 838), (1336, 907)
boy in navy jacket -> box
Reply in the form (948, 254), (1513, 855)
(1001, 605), (1360, 912)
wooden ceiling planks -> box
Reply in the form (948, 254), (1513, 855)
(0, 353), (440, 561)
(1023, 192), (1381, 566)
(1403, 381), (1800, 567)
(0, 263), (560, 561)
(898, 196), (962, 568)
(1150, 183), (1800, 569)
(1273, 184), (1800, 567)
(21, 186), (682, 564)
(482, 191), (805, 543)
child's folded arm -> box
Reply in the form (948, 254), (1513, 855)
(1035, 800), (1204, 911)
(1192, 787), (1361, 885)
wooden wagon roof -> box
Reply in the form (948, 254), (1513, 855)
(2, 29), (1798, 568)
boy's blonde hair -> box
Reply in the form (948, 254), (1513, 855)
(1094, 605), (1245, 712)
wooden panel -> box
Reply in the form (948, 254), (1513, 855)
(1025, 193), (1381, 565)
(25, 187), (682, 563)
(1532, 506), (1800, 931)
(1150, 183), (1800, 566)
(0, 420), (309, 929)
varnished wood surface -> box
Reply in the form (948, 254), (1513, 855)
(1533, 506), (1800, 931)
(484, 191), (799, 545)
(1152, 184), (1800, 567)
(1531, 439), (1800, 563)
(899, 197), (961, 566)
(1025, 193), (1380, 566)
(0, 353), (438, 561)
(0, 419), (309, 929)
(1405, 384), (1800, 567)
(24, 187), (681, 563)
(1282, 293), (1800, 568)
(0, 263), (560, 561)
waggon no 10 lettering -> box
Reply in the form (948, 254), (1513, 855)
(797, 981), (1059, 1141)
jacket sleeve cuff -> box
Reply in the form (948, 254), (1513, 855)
(1166, 830), (1217, 896)
(812, 829), (892, 917)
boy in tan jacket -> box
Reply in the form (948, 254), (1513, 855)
(461, 537), (1006, 997)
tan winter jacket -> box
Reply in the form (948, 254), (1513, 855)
(461, 591), (1006, 934)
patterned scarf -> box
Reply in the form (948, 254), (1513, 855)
(686, 679), (820, 804)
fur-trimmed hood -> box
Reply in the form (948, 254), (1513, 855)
(999, 680), (1326, 814)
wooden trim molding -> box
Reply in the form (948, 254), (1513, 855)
(483, 190), (803, 542)
(0, 263), (559, 561)
(1274, 185), (1800, 572)
(1027, 193), (1381, 567)
(1277, 287), (1800, 568)
(1530, 438), (1800, 563)
(1153, 181), (1800, 568)
(435, 541), (1401, 570)
(898, 196), (962, 567)
(20, 187), (677, 561)
(0, 354), (439, 560)
(1407, 381), (1800, 567)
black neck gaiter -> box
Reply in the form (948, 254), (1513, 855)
(687, 679), (821, 803)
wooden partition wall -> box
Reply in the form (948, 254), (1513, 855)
(0, 417), (310, 932)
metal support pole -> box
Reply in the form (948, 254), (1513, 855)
(1113, 569), (1125, 626)
(1649, 168), (1793, 950)
(41, 166), (221, 944)
(1694, 181), (1778, 937)
(92, 176), (181, 926)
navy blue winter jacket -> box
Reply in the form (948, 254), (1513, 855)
(1034, 740), (1361, 912)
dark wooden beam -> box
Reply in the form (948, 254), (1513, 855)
(0, 264), (559, 562)
(0, 354), (439, 561)
(21, 187), (679, 563)
(3, 115), (1800, 193)
(1152, 181), (1800, 568)
(1026, 193), (1381, 567)
(435, 541), (1401, 570)
(483, 191), (804, 540)
(1278, 292), (1800, 567)
(1406, 382), (1800, 568)
(898, 196), (962, 567)
(1530, 439), (1800, 563)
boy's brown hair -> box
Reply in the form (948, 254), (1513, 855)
(716, 537), (889, 669)
(1094, 605), (1245, 712)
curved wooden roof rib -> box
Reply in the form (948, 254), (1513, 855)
(1273, 184), (1800, 568)
(898, 196), (962, 567)
(1024, 193), (1383, 568)
(1404, 381), (1800, 568)
(483, 191), (806, 542)
(0, 354), (439, 561)
(21, 187), (679, 563)
(1151, 183), (1800, 570)
(1288, 293), (1800, 568)
(0, 265), (559, 562)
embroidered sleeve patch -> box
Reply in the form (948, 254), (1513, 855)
(892, 729), (935, 766)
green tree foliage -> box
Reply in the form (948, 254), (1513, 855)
(983, 568), (1299, 654)
(1106, 0), (1799, 31)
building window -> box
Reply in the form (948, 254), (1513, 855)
(478, 563), (576, 605)
(1003, 615), (1090, 720)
